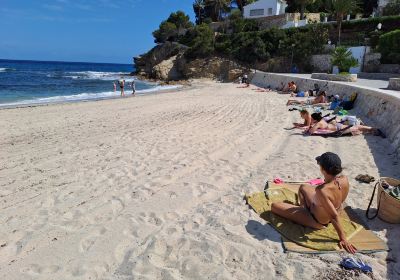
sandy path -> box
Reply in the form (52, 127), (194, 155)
(0, 80), (398, 279)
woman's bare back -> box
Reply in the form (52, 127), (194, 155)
(310, 176), (349, 224)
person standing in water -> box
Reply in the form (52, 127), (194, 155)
(131, 80), (136, 95)
(119, 78), (125, 97)
(113, 82), (117, 93)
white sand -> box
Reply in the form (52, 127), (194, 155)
(0, 80), (398, 279)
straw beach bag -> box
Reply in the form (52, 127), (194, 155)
(366, 177), (400, 224)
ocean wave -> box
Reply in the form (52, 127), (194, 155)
(0, 85), (181, 107)
(65, 71), (131, 81)
(0, 68), (16, 73)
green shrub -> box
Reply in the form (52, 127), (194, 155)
(214, 34), (232, 54)
(153, 22), (178, 43)
(331, 47), (359, 72)
(185, 24), (215, 59)
(379, 29), (400, 64)
(340, 15), (400, 32)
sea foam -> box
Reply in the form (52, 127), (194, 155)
(0, 85), (181, 107)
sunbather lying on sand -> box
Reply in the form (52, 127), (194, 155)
(286, 91), (327, 106)
(293, 109), (313, 128)
(271, 152), (357, 254)
(307, 113), (385, 137)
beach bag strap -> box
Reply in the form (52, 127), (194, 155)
(366, 181), (384, 220)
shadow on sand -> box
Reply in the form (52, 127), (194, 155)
(357, 134), (400, 279)
(245, 220), (281, 243)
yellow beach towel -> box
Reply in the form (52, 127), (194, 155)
(245, 185), (363, 251)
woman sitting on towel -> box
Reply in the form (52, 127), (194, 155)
(293, 110), (313, 128)
(286, 91), (327, 106)
(307, 113), (385, 137)
(271, 152), (357, 254)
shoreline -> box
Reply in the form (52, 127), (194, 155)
(0, 83), (187, 110)
(0, 80), (398, 279)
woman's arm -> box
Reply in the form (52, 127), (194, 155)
(317, 189), (357, 254)
(308, 122), (321, 134)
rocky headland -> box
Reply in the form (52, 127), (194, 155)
(134, 42), (249, 82)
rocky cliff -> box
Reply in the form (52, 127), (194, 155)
(134, 42), (248, 82)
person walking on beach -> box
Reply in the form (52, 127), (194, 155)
(119, 79), (125, 97)
(113, 82), (117, 93)
(131, 80), (136, 95)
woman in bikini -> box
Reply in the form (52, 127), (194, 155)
(307, 112), (384, 137)
(271, 152), (357, 254)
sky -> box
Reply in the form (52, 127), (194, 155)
(0, 0), (195, 64)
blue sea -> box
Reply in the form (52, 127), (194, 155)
(0, 59), (179, 107)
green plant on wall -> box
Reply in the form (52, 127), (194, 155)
(331, 46), (359, 73)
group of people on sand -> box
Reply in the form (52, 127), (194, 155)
(113, 78), (136, 97)
(297, 110), (385, 137)
(260, 80), (387, 254)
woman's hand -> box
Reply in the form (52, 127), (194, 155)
(339, 239), (357, 254)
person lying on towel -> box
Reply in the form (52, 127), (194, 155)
(306, 112), (385, 137)
(286, 91), (327, 106)
(271, 152), (357, 254)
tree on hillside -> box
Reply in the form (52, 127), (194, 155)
(206, 0), (231, 21)
(153, 11), (193, 43)
(382, 0), (400, 16)
(362, 0), (378, 16)
(185, 24), (215, 58)
(296, 0), (316, 19)
(331, 0), (360, 45)
(193, 0), (206, 24)
(167, 11), (193, 35)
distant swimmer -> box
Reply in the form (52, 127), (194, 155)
(119, 78), (125, 97)
(113, 82), (117, 93)
(131, 80), (136, 95)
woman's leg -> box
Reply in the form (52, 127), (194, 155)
(356, 125), (377, 134)
(271, 202), (325, 229)
(298, 184), (315, 207)
(287, 100), (301, 106)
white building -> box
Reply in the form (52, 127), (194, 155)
(243, 0), (287, 19)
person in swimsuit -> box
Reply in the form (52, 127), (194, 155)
(286, 91), (327, 106)
(293, 109), (313, 128)
(308, 112), (385, 137)
(119, 79), (125, 97)
(271, 152), (357, 254)
(131, 80), (136, 95)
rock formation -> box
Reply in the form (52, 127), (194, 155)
(134, 42), (248, 82)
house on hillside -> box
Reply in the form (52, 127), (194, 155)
(243, 0), (287, 19)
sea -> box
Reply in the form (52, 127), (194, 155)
(0, 59), (180, 107)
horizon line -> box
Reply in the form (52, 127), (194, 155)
(0, 58), (133, 66)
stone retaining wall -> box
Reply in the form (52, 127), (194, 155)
(251, 72), (400, 157)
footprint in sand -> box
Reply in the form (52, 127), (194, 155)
(78, 226), (107, 253)
(21, 264), (60, 276)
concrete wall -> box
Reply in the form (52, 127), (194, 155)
(310, 54), (332, 73)
(251, 72), (400, 156)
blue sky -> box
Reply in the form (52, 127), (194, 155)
(0, 0), (195, 64)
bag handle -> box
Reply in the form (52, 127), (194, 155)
(366, 181), (384, 220)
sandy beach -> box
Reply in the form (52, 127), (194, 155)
(0, 80), (399, 279)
